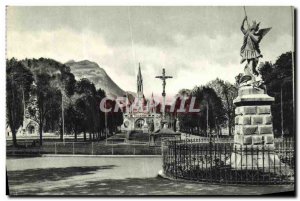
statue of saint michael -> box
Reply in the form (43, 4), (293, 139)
(239, 16), (271, 86)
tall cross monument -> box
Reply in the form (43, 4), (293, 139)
(155, 68), (173, 121)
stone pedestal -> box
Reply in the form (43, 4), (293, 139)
(231, 86), (280, 169)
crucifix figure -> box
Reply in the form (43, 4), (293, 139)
(155, 68), (173, 120)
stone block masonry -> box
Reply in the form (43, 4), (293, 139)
(234, 105), (274, 146)
(231, 86), (278, 169)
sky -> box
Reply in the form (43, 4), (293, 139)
(6, 6), (294, 98)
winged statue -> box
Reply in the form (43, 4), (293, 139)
(239, 16), (271, 87)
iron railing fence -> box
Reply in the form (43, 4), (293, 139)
(7, 142), (162, 156)
(162, 138), (295, 185)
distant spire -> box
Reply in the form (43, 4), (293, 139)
(138, 63), (142, 80)
(137, 62), (143, 94)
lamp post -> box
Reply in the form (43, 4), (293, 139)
(53, 71), (65, 143)
(105, 101), (108, 145)
(207, 102), (209, 138)
(280, 84), (284, 139)
(61, 87), (65, 143)
(280, 77), (292, 139)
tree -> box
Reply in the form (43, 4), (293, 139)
(207, 78), (238, 136)
(50, 65), (76, 141)
(22, 58), (76, 142)
(73, 79), (100, 141)
(176, 86), (226, 136)
(259, 52), (294, 137)
(72, 79), (123, 141)
(192, 86), (226, 136)
(68, 78), (121, 141)
(94, 89), (106, 139)
(6, 58), (34, 147)
(106, 99), (123, 134)
(65, 103), (85, 141)
(36, 73), (61, 145)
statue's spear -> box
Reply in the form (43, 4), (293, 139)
(243, 6), (250, 29)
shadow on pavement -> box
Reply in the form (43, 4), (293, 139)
(7, 165), (116, 186)
(9, 176), (294, 196)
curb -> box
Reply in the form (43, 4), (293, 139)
(157, 170), (295, 187)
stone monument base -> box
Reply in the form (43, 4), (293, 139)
(231, 85), (280, 169)
(230, 144), (281, 169)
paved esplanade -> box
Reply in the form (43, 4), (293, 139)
(7, 156), (293, 195)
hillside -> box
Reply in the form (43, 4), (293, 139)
(65, 60), (125, 97)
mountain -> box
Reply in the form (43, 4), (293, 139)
(65, 60), (125, 97)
